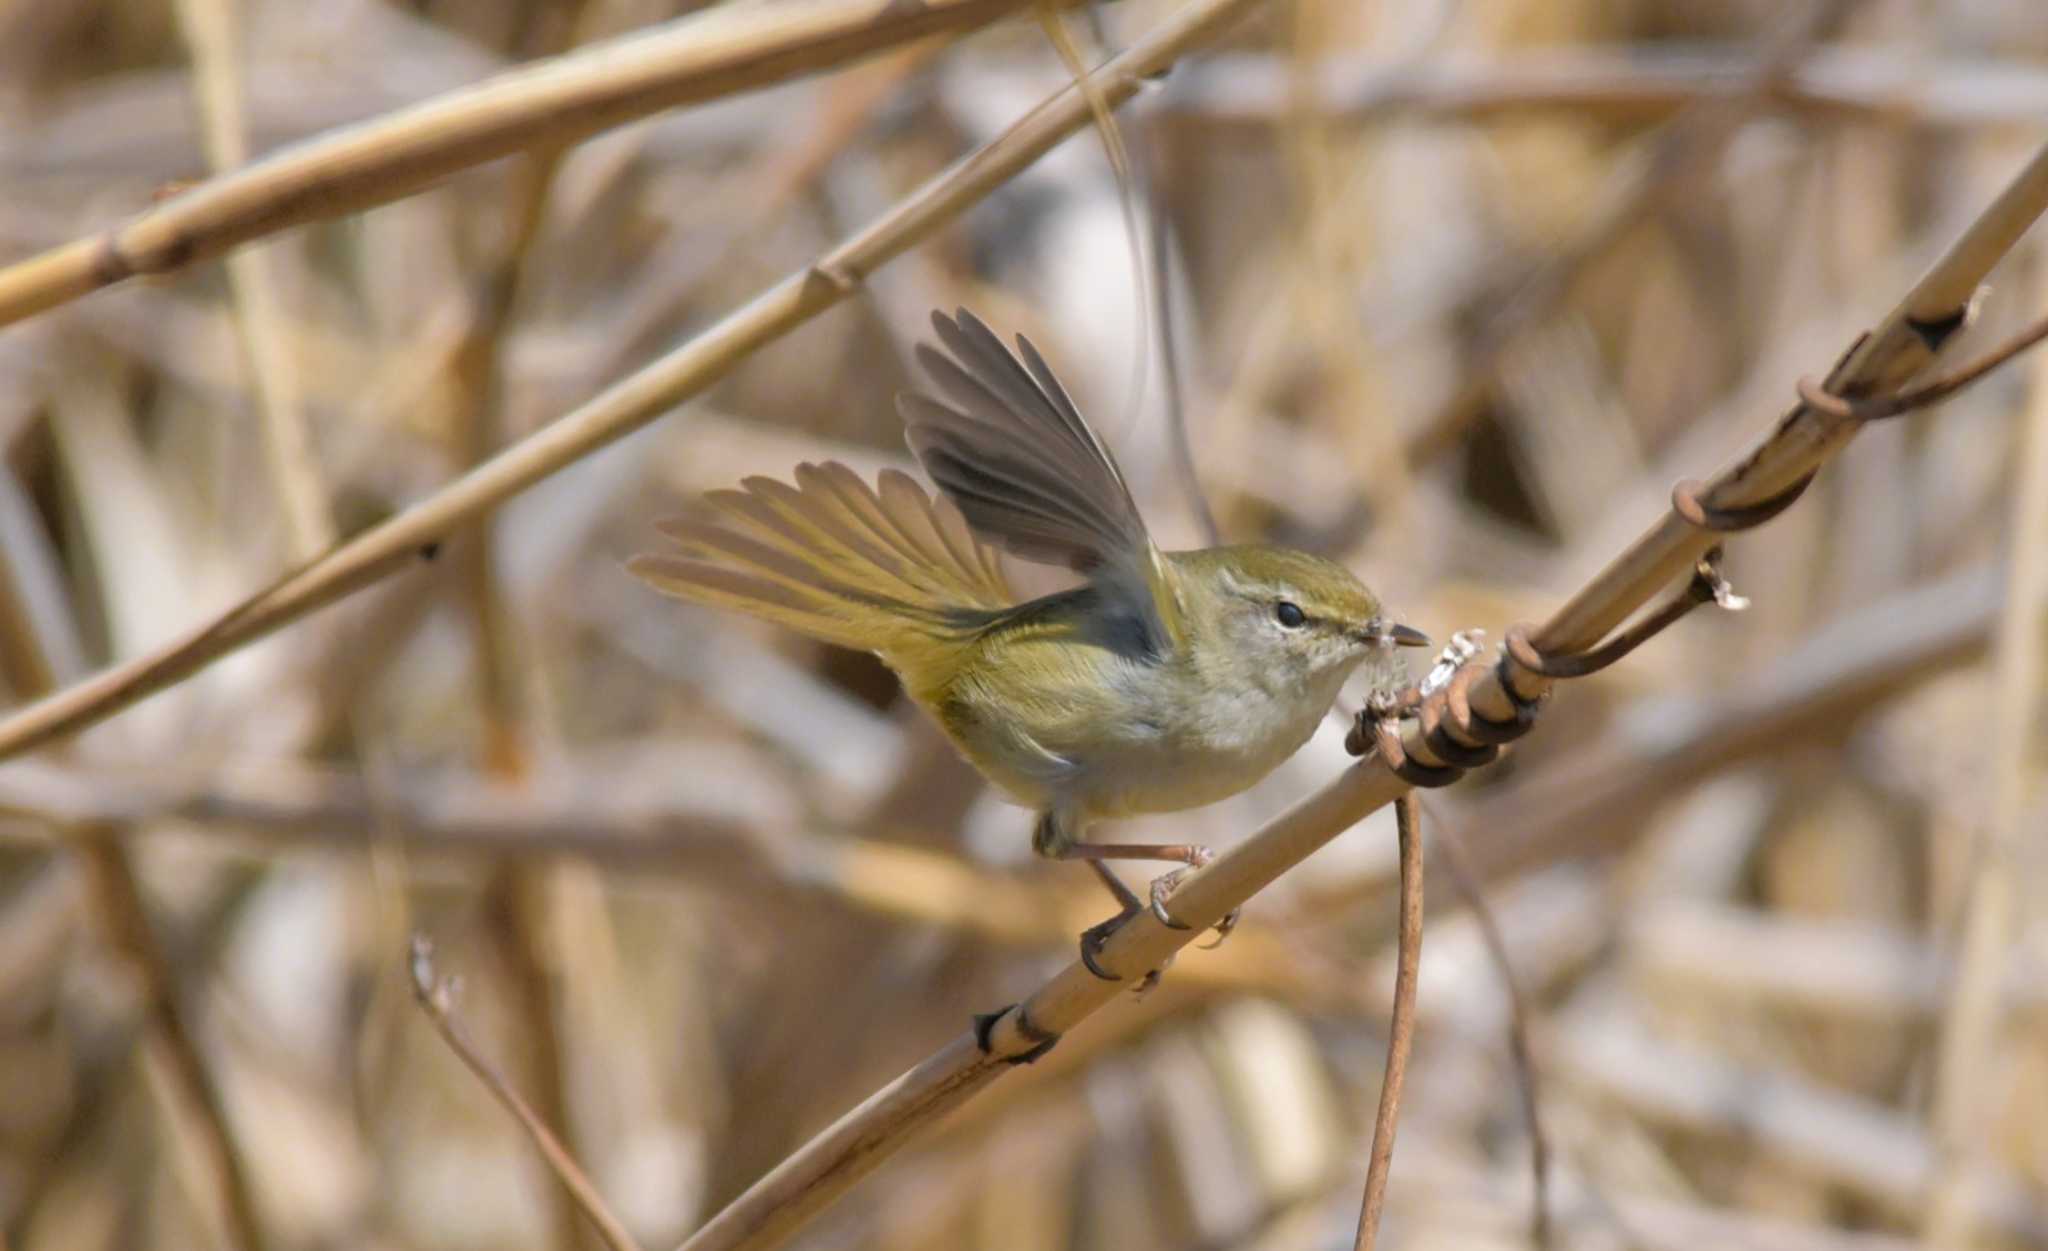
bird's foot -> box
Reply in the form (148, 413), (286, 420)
(1146, 851), (1241, 950)
(1078, 905), (1173, 995)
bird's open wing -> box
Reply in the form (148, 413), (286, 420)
(899, 308), (1183, 650)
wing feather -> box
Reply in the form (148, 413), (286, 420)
(900, 308), (1182, 647)
(631, 462), (1012, 676)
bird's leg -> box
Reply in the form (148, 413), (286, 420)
(1044, 828), (1240, 975)
(1060, 843), (1241, 945)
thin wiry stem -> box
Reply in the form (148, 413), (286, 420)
(408, 937), (645, 1251)
(1352, 792), (1423, 1251)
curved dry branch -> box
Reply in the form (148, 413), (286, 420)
(665, 135), (2048, 1251)
(0, 0), (1268, 763)
(0, 0), (1060, 328)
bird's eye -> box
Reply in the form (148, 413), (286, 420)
(1274, 601), (1306, 629)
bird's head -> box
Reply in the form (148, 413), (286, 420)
(1177, 545), (1429, 691)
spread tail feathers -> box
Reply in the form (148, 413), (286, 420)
(629, 461), (1013, 684)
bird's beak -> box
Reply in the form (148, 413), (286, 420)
(1360, 620), (1432, 648)
(1389, 622), (1431, 648)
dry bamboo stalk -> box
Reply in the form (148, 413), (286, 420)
(0, 0), (1264, 763)
(670, 136), (2048, 1251)
(0, 0), (1061, 328)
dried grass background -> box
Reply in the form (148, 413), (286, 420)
(1, 1), (2046, 1249)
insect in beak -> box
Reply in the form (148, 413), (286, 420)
(1359, 620), (1431, 649)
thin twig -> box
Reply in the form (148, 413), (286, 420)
(0, 0), (1272, 765)
(0, 0), (1072, 328)
(407, 936), (645, 1251)
(1352, 792), (1423, 1251)
(1423, 801), (1552, 1250)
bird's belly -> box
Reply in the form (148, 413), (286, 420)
(926, 652), (1338, 823)
(1052, 687), (1327, 819)
(1075, 718), (1309, 816)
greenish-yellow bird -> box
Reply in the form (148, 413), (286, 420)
(632, 309), (1427, 962)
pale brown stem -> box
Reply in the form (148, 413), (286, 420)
(408, 937), (644, 1251)
(1352, 793), (1422, 1251)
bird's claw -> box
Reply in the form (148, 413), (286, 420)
(1146, 851), (1239, 950)
(1149, 868), (1196, 930)
(1199, 907), (1242, 950)
(1078, 909), (1131, 980)
(1079, 905), (1173, 994)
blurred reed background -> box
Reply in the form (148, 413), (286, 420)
(0, 0), (2045, 1249)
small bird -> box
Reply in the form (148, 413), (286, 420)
(631, 309), (1428, 968)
